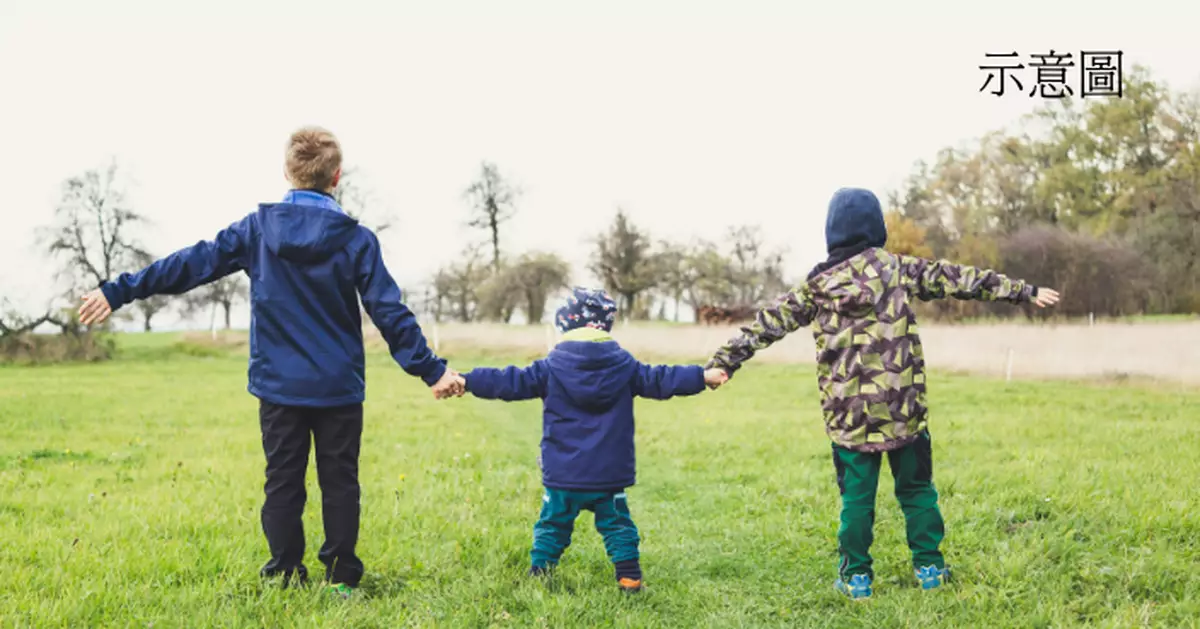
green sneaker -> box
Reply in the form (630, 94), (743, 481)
(328, 583), (355, 599)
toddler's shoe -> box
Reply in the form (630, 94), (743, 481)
(614, 559), (643, 593)
(617, 577), (643, 593)
(834, 574), (872, 600)
(915, 565), (951, 590)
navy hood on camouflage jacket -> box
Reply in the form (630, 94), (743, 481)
(708, 190), (1039, 453)
(463, 328), (706, 490)
(100, 190), (446, 407)
(809, 187), (889, 280)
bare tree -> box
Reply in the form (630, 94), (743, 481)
(476, 259), (522, 323)
(42, 161), (150, 292)
(128, 251), (173, 332)
(410, 285), (441, 323)
(0, 294), (85, 338)
(333, 167), (396, 235)
(726, 225), (789, 305)
(432, 246), (491, 323)
(133, 295), (171, 332)
(464, 162), (521, 274)
(589, 209), (658, 318)
(682, 241), (736, 319)
(0, 299), (53, 339)
(511, 252), (571, 324)
(183, 275), (248, 330)
(654, 241), (690, 322)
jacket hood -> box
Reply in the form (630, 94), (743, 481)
(546, 340), (636, 410)
(825, 188), (887, 255)
(257, 203), (361, 263)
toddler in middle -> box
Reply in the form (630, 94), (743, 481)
(458, 287), (727, 592)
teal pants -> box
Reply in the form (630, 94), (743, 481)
(531, 488), (640, 568)
(832, 431), (945, 580)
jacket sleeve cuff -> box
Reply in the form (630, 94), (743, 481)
(687, 365), (706, 393)
(704, 357), (737, 378)
(420, 360), (448, 387)
(99, 282), (126, 312)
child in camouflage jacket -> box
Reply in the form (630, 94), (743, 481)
(705, 187), (1059, 599)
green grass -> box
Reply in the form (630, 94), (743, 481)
(2, 336), (1199, 628)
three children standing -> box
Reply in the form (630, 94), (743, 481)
(78, 128), (1059, 600)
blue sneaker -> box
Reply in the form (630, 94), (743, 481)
(834, 574), (872, 600)
(915, 565), (950, 590)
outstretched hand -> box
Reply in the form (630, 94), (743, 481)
(78, 289), (113, 326)
(704, 368), (729, 390)
(432, 369), (466, 400)
(1034, 288), (1061, 309)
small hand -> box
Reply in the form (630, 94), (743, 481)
(704, 368), (729, 390)
(1034, 288), (1060, 309)
(432, 370), (467, 400)
(78, 289), (113, 326)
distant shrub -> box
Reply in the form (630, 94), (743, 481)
(914, 226), (1156, 323)
(0, 331), (114, 365)
(1000, 226), (1156, 319)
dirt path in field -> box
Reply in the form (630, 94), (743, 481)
(413, 321), (1200, 384)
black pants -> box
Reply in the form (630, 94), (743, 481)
(259, 400), (364, 587)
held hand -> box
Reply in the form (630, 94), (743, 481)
(78, 289), (113, 326)
(431, 370), (467, 400)
(704, 368), (729, 390)
(1034, 288), (1060, 309)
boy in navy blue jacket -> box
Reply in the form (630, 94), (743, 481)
(460, 288), (727, 592)
(77, 127), (463, 597)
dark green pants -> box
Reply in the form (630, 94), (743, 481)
(531, 488), (640, 568)
(832, 431), (945, 580)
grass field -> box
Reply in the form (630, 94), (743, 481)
(2, 334), (1199, 628)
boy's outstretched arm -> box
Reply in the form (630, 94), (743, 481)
(705, 287), (818, 379)
(900, 255), (1058, 305)
(632, 363), (707, 400)
(356, 230), (450, 388)
(79, 216), (252, 325)
(463, 361), (549, 401)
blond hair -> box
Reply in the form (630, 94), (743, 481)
(285, 126), (342, 190)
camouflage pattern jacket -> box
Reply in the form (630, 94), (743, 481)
(707, 248), (1036, 453)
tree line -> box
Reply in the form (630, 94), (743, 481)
(1, 156), (786, 352)
(885, 65), (1200, 320)
(423, 162), (790, 325)
(5, 63), (1195, 360)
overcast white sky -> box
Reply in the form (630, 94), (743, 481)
(2, 0), (1198, 328)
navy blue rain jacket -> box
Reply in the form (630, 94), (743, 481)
(464, 337), (705, 491)
(101, 194), (446, 406)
